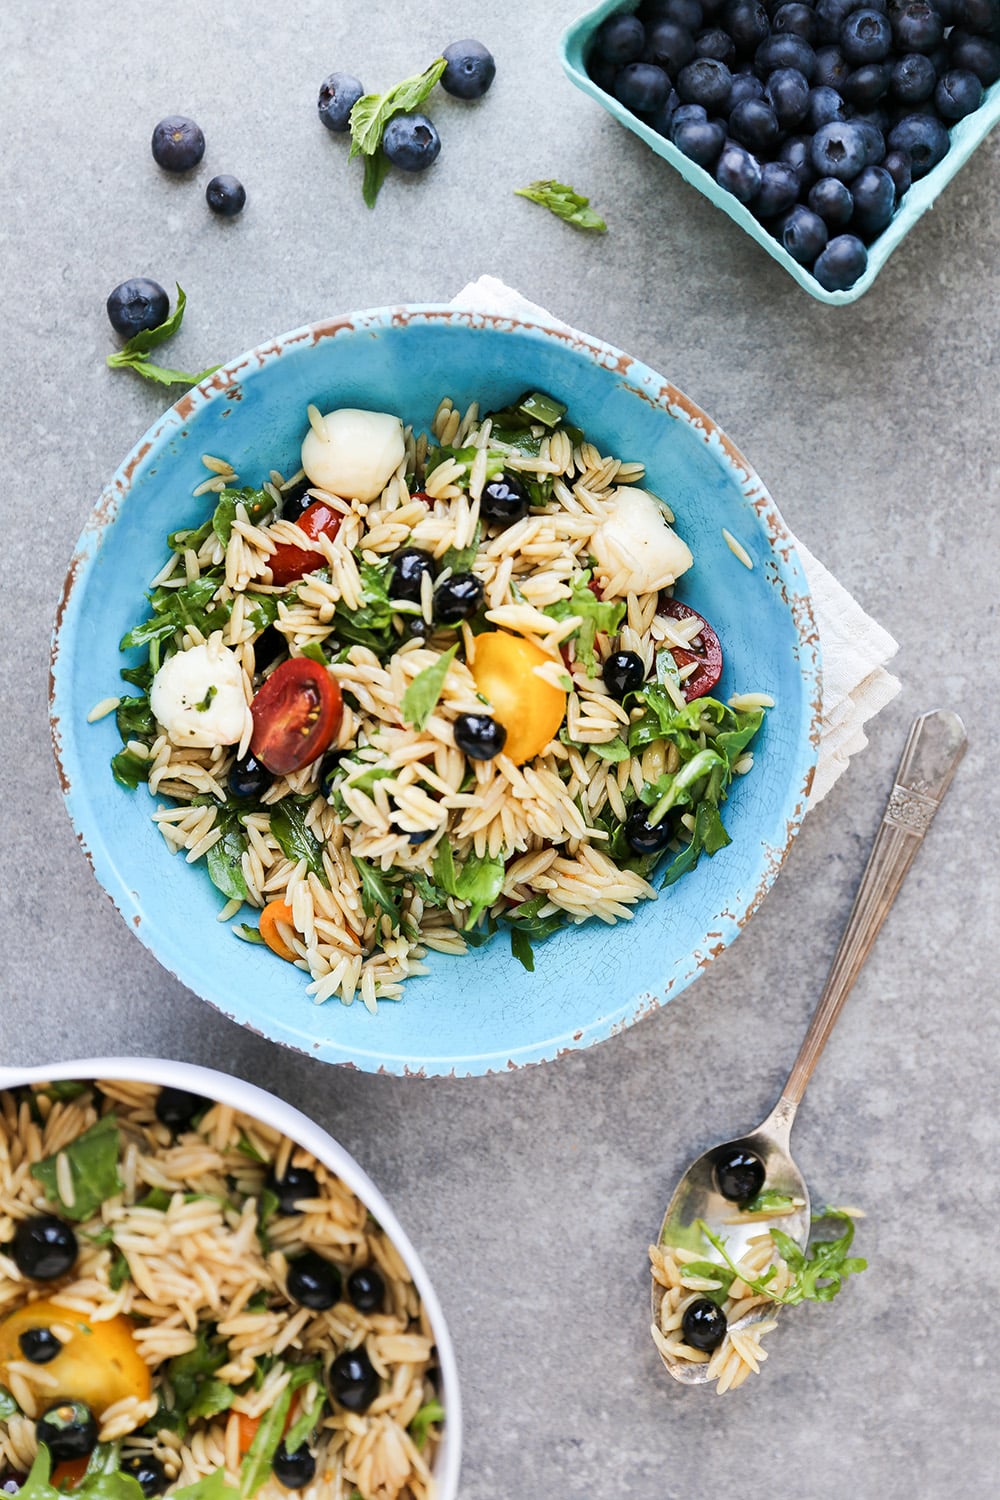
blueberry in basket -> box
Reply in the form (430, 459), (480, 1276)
(585, 0), (998, 291)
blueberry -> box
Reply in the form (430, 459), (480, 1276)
(882, 146), (913, 194)
(780, 203), (830, 261)
(934, 67), (985, 118)
(929, 0), (958, 22)
(347, 1265), (386, 1313)
(728, 71), (766, 107)
(772, 1), (818, 39)
(952, 0), (999, 30)
(843, 7), (894, 62)
(121, 1456), (168, 1498)
(887, 112), (950, 175)
(106, 278), (169, 338)
(816, 0), (876, 45)
(653, 0), (705, 28)
(317, 72), (364, 132)
(36, 1404), (97, 1464)
(287, 1251), (342, 1310)
(151, 116), (205, 172)
(643, 19), (697, 75)
(806, 83), (848, 129)
(948, 31), (1000, 86)
(755, 33), (817, 78)
(779, 132), (818, 186)
(892, 1), (945, 50)
(814, 45), (852, 90)
(228, 754), (273, 801)
(681, 1299), (728, 1351)
(329, 1348), (379, 1413)
(389, 546), (436, 603)
(433, 572), (484, 625)
(812, 232), (868, 287)
(809, 174), (855, 225)
(715, 1147), (766, 1201)
(671, 102), (711, 130)
(730, 97), (782, 150)
(625, 802), (674, 854)
(850, 163), (896, 235)
(765, 65), (811, 125)
(382, 113), (441, 172)
(614, 61), (672, 111)
(252, 624), (287, 669)
(266, 1163), (320, 1214)
(725, 0), (770, 53)
(843, 61), (893, 102)
(588, 55), (619, 92)
(891, 52), (938, 101)
(811, 118), (869, 176)
(695, 26), (737, 66)
(715, 141), (763, 204)
(648, 87), (683, 133)
(441, 39), (496, 98)
(156, 1086), (210, 1132)
(673, 115), (728, 162)
(594, 13), (647, 65)
(603, 651), (646, 700)
(18, 1328), (62, 1364)
(205, 175), (246, 218)
(277, 477), (313, 522)
(481, 471), (530, 526)
(0, 1473), (25, 1496)
(453, 713), (507, 761)
(755, 160), (801, 216)
(854, 118), (887, 163)
(677, 56), (733, 105)
(272, 1444), (316, 1490)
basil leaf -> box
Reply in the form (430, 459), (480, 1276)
(30, 1115), (123, 1221)
(187, 1378), (238, 1421)
(106, 287), (220, 388)
(212, 487), (277, 547)
(355, 857), (403, 932)
(205, 820), (249, 902)
(514, 180), (607, 232)
(401, 645), (457, 731)
(509, 926), (534, 972)
(332, 559), (395, 655)
(240, 1384), (294, 1498)
(111, 747), (150, 790)
(0, 1387), (18, 1420)
(18, 1446), (146, 1500)
(168, 1327), (227, 1412)
(109, 1249), (132, 1291)
(298, 641), (328, 665)
(269, 802), (327, 883)
(349, 59), (447, 158)
(107, 354), (220, 388)
(561, 733), (629, 762)
(409, 1398), (445, 1450)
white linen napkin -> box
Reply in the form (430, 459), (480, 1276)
(450, 275), (901, 805)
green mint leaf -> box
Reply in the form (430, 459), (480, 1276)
(269, 801), (328, 884)
(30, 1115), (123, 1221)
(401, 645), (457, 731)
(349, 59), (447, 158)
(408, 1397), (445, 1450)
(362, 150), (392, 208)
(514, 180), (607, 232)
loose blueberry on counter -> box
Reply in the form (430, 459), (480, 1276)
(642, 19), (696, 76)
(715, 1146), (766, 1201)
(389, 546), (436, 603)
(809, 174), (854, 226)
(11, 1217), (78, 1281)
(155, 1086), (210, 1133)
(121, 1455), (169, 1498)
(841, 8), (893, 64)
(272, 1444), (317, 1491)
(382, 114), (441, 172)
(765, 65), (811, 127)
(695, 27), (738, 67)
(887, 112), (950, 175)
(813, 231), (869, 288)
(890, 52), (938, 102)
(151, 116), (205, 172)
(614, 61), (672, 111)
(882, 146), (913, 195)
(730, 95), (781, 148)
(267, 1163), (320, 1214)
(934, 68), (984, 119)
(441, 39), (497, 99)
(317, 72), (364, 132)
(603, 651), (645, 700)
(948, 31), (1000, 87)
(480, 471), (530, 526)
(347, 1264), (386, 1313)
(18, 1328), (61, 1364)
(228, 754), (274, 801)
(681, 1298), (728, 1352)
(755, 159), (801, 215)
(814, 45), (852, 90)
(594, 11), (647, 65)
(850, 163), (896, 235)
(772, 1), (818, 41)
(780, 203), (829, 261)
(715, 139), (763, 201)
(891, 1), (945, 53)
(36, 1403), (98, 1463)
(329, 1347), (380, 1413)
(287, 1251), (342, 1310)
(673, 114), (727, 163)
(433, 572), (484, 625)
(677, 56), (734, 107)
(624, 802), (674, 855)
(453, 713), (507, 761)
(726, 1), (770, 54)
(106, 279), (169, 338)
(810, 119), (868, 178)
(206, 175), (246, 217)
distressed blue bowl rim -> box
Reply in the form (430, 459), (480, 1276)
(561, 0), (1000, 306)
(50, 304), (822, 1076)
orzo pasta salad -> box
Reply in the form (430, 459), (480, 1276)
(99, 390), (770, 1009)
(0, 1079), (443, 1498)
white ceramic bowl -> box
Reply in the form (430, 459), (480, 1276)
(0, 1056), (462, 1500)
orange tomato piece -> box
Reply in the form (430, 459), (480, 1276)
(237, 1405), (294, 1455)
(260, 900), (297, 960)
(52, 1457), (90, 1490)
(0, 1301), (151, 1415)
(469, 631), (568, 766)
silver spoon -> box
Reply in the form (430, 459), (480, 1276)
(651, 708), (968, 1384)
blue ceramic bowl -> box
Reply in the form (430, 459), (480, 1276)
(562, 0), (1000, 306)
(50, 306), (820, 1076)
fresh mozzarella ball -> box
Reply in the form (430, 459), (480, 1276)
(591, 486), (693, 599)
(300, 408), (405, 502)
(150, 642), (249, 749)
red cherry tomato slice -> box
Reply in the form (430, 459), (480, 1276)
(657, 598), (723, 701)
(268, 501), (342, 586)
(412, 490), (434, 506)
(250, 658), (343, 775)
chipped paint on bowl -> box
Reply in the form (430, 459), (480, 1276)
(49, 305), (821, 1076)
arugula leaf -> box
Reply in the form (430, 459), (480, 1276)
(409, 1398), (445, 1450)
(509, 926), (535, 972)
(672, 1259), (736, 1307)
(440, 522), (482, 574)
(172, 1473), (240, 1500)
(206, 819), (249, 903)
(432, 843), (504, 929)
(18, 1446), (146, 1500)
(332, 559), (395, 655)
(115, 696), (155, 741)
(120, 662), (153, 691)
(561, 732), (629, 762)
(256, 1187), (280, 1252)
(514, 180), (607, 232)
(137, 1187), (172, 1211)
(211, 487), (277, 547)
(544, 577), (625, 673)
(269, 802), (328, 884)
(355, 857), (403, 932)
(107, 287), (220, 388)
(30, 1115), (123, 1221)
(349, 57), (446, 160)
(697, 1209), (867, 1307)
(743, 1189), (798, 1215)
(236, 1130), (266, 1163)
(502, 893), (567, 953)
(401, 645), (457, 731)
(240, 1384), (294, 1498)
(0, 1386), (18, 1420)
(187, 1378), (238, 1421)
(109, 1249), (132, 1291)
(120, 576), (230, 653)
(110, 747), (150, 791)
(37, 1080), (91, 1102)
(283, 1387), (326, 1455)
(168, 1326), (227, 1412)
(298, 640), (328, 666)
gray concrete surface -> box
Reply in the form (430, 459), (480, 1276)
(2, 1), (999, 1495)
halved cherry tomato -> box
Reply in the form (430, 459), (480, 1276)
(52, 1457), (90, 1491)
(268, 501), (343, 586)
(250, 658), (343, 775)
(411, 491), (434, 506)
(470, 631), (567, 766)
(237, 1405), (294, 1455)
(657, 598), (723, 700)
(0, 1302), (151, 1415)
(260, 899), (297, 961)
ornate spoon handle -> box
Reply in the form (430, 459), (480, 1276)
(779, 709), (967, 1112)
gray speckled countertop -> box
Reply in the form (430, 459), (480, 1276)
(2, 1), (999, 1494)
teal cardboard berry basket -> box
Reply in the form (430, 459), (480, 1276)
(561, 0), (1000, 305)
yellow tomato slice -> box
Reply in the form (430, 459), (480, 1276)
(0, 1300), (151, 1415)
(470, 632), (567, 766)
